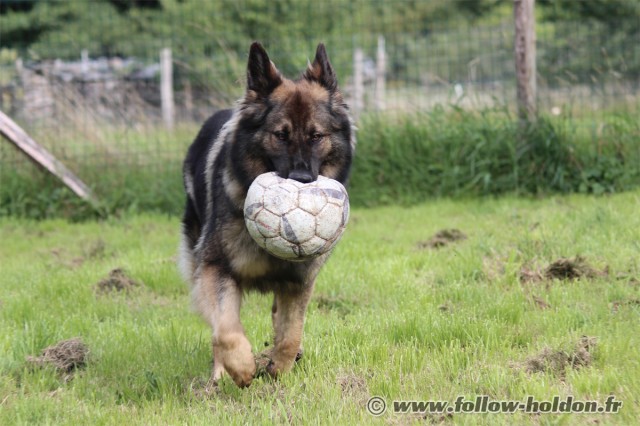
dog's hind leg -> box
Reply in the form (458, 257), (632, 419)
(194, 264), (256, 388)
(267, 282), (315, 377)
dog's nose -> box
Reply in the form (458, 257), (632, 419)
(288, 170), (314, 184)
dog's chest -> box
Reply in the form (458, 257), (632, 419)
(221, 218), (273, 279)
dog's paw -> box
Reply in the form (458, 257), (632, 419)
(255, 347), (303, 378)
(265, 348), (304, 378)
(216, 334), (256, 388)
(225, 351), (256, 388)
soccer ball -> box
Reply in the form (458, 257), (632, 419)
(244, 172), (350, 261)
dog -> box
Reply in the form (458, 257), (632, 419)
(179, 42), (355, 388)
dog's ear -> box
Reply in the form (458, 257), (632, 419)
(304, 43), (337, 92)
(247, 42), (282, 97)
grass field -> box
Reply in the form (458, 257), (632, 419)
(1, 192), (639, 425)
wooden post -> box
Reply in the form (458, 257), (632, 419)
(353, 48), (364, 117)
(375, 35), (386, 111)
(514, 0), (537, 122)
(160, 48), (175, 130)
(81, 49), (89, 74)
(0, 110), (94, 203)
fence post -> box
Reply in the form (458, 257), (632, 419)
(81, 49), (89, 74)
(375, 35), (386, 111)
(514, 0), (537, 122)
(160, 47), (175, 130)
(353, 48), (364, 117)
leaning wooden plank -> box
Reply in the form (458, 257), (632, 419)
(0, 110), (94, 202)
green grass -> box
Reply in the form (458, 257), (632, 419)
(1, 191), (639, 425)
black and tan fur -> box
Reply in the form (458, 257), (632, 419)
(179, 42), (355, 387)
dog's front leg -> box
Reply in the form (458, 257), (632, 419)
(195, 264), (256, 387)
(268, 281), (315, 377)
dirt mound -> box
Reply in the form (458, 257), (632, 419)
(95, 268), (142, 293)
(520, 257), (607, 284)
(418, 229), (467, 249)
(26, 338), (89, 373)
(544, 256), (606, 280)
(524, 336), (596, 378)
(337, 372), (367, 397)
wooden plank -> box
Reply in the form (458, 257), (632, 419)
(0, 109), (94, 202)
(514, 0), (537, 122)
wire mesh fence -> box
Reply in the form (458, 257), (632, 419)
(0, 0), (639, 205)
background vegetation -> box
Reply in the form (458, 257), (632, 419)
(0, 0), (639, 218)
(2, 0), (639, 88)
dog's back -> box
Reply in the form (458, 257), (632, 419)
(179, 109), (235, 283)
(182, 111), (233, 242)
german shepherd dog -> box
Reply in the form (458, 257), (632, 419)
(179, 42), (355, 388)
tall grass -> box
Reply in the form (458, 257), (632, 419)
(350, 107), (640, 206)
(1, 108), (639, 218)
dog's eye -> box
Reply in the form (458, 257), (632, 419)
(310, 133), (324, 144)
(274, 131), (288, 142)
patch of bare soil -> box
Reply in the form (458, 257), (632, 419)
(544, 256), (607, 281)
(189, 377), (220, 399)
(337, 373), (367, 396)
(437, 301), (454, 313)
(417, 229), (467, 249)
(315, 294), (355, 317)
(523, 336), (596, 379)
(611, 298), (640, 313)
(95, 268), (142, 294)
(520, 256), (608, 285)
(336, 371), (369, 406)
(26, 338), (89, 374)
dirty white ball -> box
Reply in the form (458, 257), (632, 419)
(244, 172), (350, 261)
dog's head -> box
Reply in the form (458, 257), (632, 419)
(233, 42), (355, 186)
